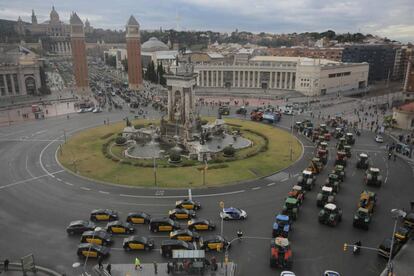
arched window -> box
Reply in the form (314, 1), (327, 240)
(25, 77), (36, 95)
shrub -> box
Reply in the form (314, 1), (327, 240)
(223, 146), (236, 157)
(169, 152), (182, 162)
(115, 136), (127, 145)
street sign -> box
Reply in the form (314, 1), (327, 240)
(220, 201), (224, 208)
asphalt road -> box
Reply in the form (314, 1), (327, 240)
(0, 104), (413, 276)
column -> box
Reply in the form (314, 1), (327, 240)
(289, 72), (294, 90)
(246, 71), (250, 88)
(277, 72), (282, 89)
(237, 71), (240, 87)
(284, 72), (289, 89)
(256, 71), (260, 88)
(216, 71), (219, 87)
(10, 74), (16, 94)
(241, 71), (244, 88)
(67, 42), (71, 54)
(200, 71), (203, 87)
(232, 71), (235, 87)
(269, 72), (273, 88)
(221, 70), (224, 87)
(3, 75), (8, 95)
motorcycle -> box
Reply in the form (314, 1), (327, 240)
(353, 241), (361, 255)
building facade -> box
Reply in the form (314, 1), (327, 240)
(393, 102), (414, 130)
(403, 53), (414, 101)
(126, 15), (143, 90)
(70, 13), (89, 93)
(342, 44), (396, 82)
(193, 56), (368, 96)
(0, 46), (41, 98)
(267, 47), (344, 62)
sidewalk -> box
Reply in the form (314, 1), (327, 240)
(93, 263), (236, 276)
(380, 238), (414, 276)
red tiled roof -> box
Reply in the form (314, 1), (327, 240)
(398, 101), (414, 113)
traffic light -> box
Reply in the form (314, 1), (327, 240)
(343, 243), (348, 251)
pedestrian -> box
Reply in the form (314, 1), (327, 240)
(153, 261), (158, 274)
(98, 255), (103, 270)
(394, 153), (397, 161)
(134, 257), (142, 270)
(4, 259), (9, 271)
(167, 262), (171, 274)
(106, 263), (111, 275)
(237, 229), (243, 241)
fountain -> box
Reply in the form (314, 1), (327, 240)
(122, 56), (251, 162)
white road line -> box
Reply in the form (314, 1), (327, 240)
(252, 187), (261, 190)
(281, 178), (289, 182)
(99, 190), (110, 194)
(56, 178), (62, 182)
(64, 182), (74, 186)
(0, 139), (65, 142)
(267, 182), (276, 186)
(293, 173), (299, 177)
(188, 189), (192, 200)
(119, 189), (246, 199)
(0, 170), (65, 190)
(80, 187), (91, 191)
(110, 202), (172, 206)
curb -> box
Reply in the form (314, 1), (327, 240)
(0, 262), (62, 276)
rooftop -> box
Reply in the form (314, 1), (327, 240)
(396, 101), (414, 113)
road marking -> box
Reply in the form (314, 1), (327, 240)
(0, 139), (66, 142)
(267, 182), (276, 186)
(119, 189), (246, 199)
(293, 173), (299, 177)
(110, 202), (172, 207)
(64, 182), (74, 186)
(99, 190), (110, 194)
(252, 187), (261, 190)
(80, 187), (91, 191)
(188, 189), (192, 200)
(0, 170), (65, 190)
(281, 178), (289, 182)
(56, 178), (62, 182)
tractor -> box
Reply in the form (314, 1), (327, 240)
(325, 173), (340, 193)
(287, 185), (305, 205)
(332, 165), (345, 182)
(344, 145), (352, 158)
(272, 214), (292, 238)
(250, 108), (264, 121)
(346, 132), (355, 145)
(318, 203), (342, 227)
(270, 237), (293, 269)
(358, 190), (377, 213)
(317, 149), (328, 165)
(356, 153), (369, 169)
(282, 198), (300, 220)
(316, 186), (336, 207)
(364, 167), (383, 187)
(297, 170), (316, 191)
(307, 158), (323, 174)
(334, 151), (347, 167)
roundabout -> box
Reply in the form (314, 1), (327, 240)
(57, 118), (302, 187)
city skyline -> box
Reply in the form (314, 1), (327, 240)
(0, 0), (413, 43)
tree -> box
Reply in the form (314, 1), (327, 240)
(144, 61), (157, 83)
(157, 63), (166, 85)
(121, 58), (128, 72)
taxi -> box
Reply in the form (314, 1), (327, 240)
(168, 208), (196, 220)
(90, 209), (119, 222)
(169, 229), (200, 242)
(175, 199), (201, 210)
(77, 243), (110, 258)
(80, 230), (112, 246)
(126, 212), (151, 224)
(123, 236), (155, 251)
(66, 220), (96, 235)
(188, 218), (216, 231)
(105, 221), (135, 234)
(149, 217), (181, 233)
(199, 235), (229, 251)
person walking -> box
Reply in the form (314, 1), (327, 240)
(98, 255), (103, 270)
(134, 257), (142, 270)
(106, 263), (111, 275)
(153, 261), (158, 274)
(237, 229), (243, 241)
(3, 259), (9, 272)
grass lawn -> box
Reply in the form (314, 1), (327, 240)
(58, 118), (302, 187)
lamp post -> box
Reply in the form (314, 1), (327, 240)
(387, 209), (407, 275)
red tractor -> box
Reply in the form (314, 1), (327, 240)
(317, 149), (328, 165)
(250, 108), (264, 121)
(270, 237), (293, 269)
(335, 151), (347, 167)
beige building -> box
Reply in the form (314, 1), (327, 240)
(0, 46), (41, 98)
(393, 102), (414, 130)
(193, 56), (369, 96)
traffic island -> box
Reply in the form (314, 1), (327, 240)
(58, 118), (302, 187)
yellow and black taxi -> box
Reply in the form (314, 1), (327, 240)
(169, 229), (200, 242)
(126, 212), (151, 224)
(175, 199), (201, 210)
(123, 236), (155, 251)
(403, 212), (414, 228)
(394, 226), (412, 243)
(188, 218), (216, 231)
(168, 208), (196, 220)
(66, 220), (96, 235)
(161, 240), (195, 257)
(80, 230), (112, 246)
(149, 217), (181, 233)
(90, 209), (119, 222)
(77, 243), (110, 258)
(199, 235), (229, 251)
(105, 221), (135, 234)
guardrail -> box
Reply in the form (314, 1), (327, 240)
(0, 261), (63, 276)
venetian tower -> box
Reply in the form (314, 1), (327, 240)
(126, 15), (143, 90)
(70, 12), (89, 94)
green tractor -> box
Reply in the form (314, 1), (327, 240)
(356, 153), (369, 170)
(353, 208), (371, 230)
(325, 173), (340, 193)
(318, 203), (342, 227)
(332, 165), (345, 182)
(316, 186), (336, 208)
(282, 197), (300, 220)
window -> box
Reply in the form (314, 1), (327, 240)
(329, 74), (335, 78)
(0, 75), (5, 95)
(6, 74), (13, 94)
(13, 74), (19, 94)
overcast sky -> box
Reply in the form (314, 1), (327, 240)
(1, 0), (413, 43)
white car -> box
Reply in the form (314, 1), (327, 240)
(220, 207), (247, 220)
(281, 272), (296, 276)
(324, 271), (341, 276)
(375, 135), (384, 143)
(92, 107), (102, 113)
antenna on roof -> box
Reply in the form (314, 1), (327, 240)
(175, 10), (181, 31)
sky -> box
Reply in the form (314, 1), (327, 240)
(0, 0), (413, 43)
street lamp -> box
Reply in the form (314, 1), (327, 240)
(387, 209), (407, 275)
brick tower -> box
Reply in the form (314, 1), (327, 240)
(126, 15), (143, 90)
(70, 12), (89, 94)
